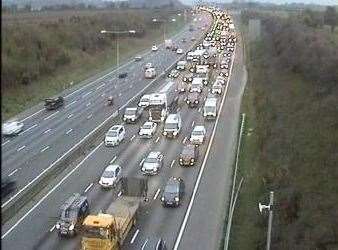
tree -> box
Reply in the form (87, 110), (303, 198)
(302, 9), (324, 28)
(324, 6), (338, 33)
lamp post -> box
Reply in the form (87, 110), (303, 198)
(258, 191), (274, 250)
(100, 29), (136, 72)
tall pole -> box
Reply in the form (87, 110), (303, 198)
(117, 32), (120, 70)
(266, 191), (274, 250)
(163, 23), (166, 41)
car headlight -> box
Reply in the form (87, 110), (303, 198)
(142, 167), (145, 171)
(195, 100), (198, 104)
(173, 131), (178, 136)
(179, 158), (183, 162)
(191, 158), (195, 162)
(55, 223), (60, 229)
(131, 118), (135, 121)
(69, 224), (75, 231)
(175, 197), (179, 202)
(123, 117), (127, 121)
(187, 100), (190, 104)
(161, 197), (165, 201)
(163, 131), (167, 135)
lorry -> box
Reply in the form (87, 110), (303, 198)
(165, 39), (173, 49)
(81, 177), (147, 250)
(149, 81), (178, 122)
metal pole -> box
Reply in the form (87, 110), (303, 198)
(117, 33), (119, 70)
(266, 191), (274, 250)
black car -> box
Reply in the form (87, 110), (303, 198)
(1, 176), (16, 198)
(118, 72), (128, 78)
(55, 193), (89, 237)
(161, 177), (185, 207)
(44, 96), (64, 110)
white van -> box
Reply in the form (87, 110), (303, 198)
(190, 78), (203, 93)
(203, 97), (218, 119)
(163, 113), (182, 138)
(145, 68), (156, 79)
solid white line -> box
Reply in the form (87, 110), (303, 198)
(65, 100), (77, 108)
(130, 135), (136, 141)
(84, 183), (93, 193)
(96, 83), (105, 90)
(87, 114), (93, 119)
(8, 169), (18, 177)
(67, 114), (73, 119)
(141, 239), (149, 250)
(86, 102), (91, 107)
(66, 128), (73, 135)
(191, 121), (195, 127)
(2, 140), (10, 146)
(156, 137), (160, 143)
(49, 225), (55, 233)
(20, 109), (44, 123)
(139, 158), (145, 167)
(130, 229), (140, 244)
(183, 137), (187, 143)
(1, 142), (103, 239)
(17, 145), (26, 152)
(82, 91), (92, 98)
(20, 124), (38, 135)
(174, 34), (237, 250)
(153, 188), (161, 200)
(118, 191), (122, 197)
(170, 160), (175, 168)
(43, 111), (59, 121)
(110, 156), (117, 164)
(40, 146), (50, 153)
(43, 129), (51, 134)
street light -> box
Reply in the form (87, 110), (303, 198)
(259, 191), (274, 250)
(152, 17), (176, 41)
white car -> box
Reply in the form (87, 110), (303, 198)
(145, 68), (156, 79)
(2, 121), (24, 136)
(99, 164), (122, 188)
(145, 63), (153, 69)
(138, 94), (151, 107)
(141, 151), (163, 175)
(152, 45), (158, 52)
(176, 49), (183, 54)
(216, 76), (226, 85)
(105, 125), (125, 146)
(190, 125), (206, 145)
(211, 83), (222, 94)
(139, 121), (157, 138)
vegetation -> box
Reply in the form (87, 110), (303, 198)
(230, 11), (338, 250)
(1, 9), (186, 120)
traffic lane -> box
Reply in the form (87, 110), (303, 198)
(124, 115), (215, 250)
(0, 23), (201, 151)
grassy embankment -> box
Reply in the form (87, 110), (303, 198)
(2, 9), (187, 120)
(229, 15), (338, 250)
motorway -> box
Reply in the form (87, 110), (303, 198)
(1, 14), (210, 208)
(1, 8), (245, 250)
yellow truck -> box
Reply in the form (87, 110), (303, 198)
(81, 177), (147, 250)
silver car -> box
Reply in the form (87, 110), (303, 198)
(141, 151), (163, 175)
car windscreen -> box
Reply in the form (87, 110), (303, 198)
(164, 123), (178, 130)
(61, 208), (77, 221)
(164, 183), (178, 194)
(106, 131), (117, 137)
(143, 124), (152, 129)
(192, 130), (204, 136)
(125, 109), (136, 116)
(141, 96), (149, 102)
(102, 170), (115, 178)
(145, 157), (158, 163)
(205, 106), (216, 112)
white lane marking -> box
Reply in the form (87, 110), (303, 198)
(130, 135), (136, 141)
(198, 107), (201, 112)
(130, 229), (140, 244)
(66, 128), (73, 135)
(65, 100), (77, 108)
(183, 137), (187, 143)
(118, 191), (122, 197)
(174, 35), (236, 250)
(156, 137), (160, 143)
(110, 156), (117, 164)
(82, 91), (92, 98)
(118, 93), (122, 97)
(20, 124), (38, 135)
(49, 225), (55, 233)
(17, 145), (26, 152)
(87, 114), (93, 119)
(153, 188), (161, 200)
(19, 109), (44, 123)
(8, 169), (18, 177)
(43, 129), (51, 134)
(2, 140), (10, 146)
(43, 111), (59, 121)
(139, 158), (145, 167)
(67, 114), (74, 119)
(130, 85), (133, 89)
(1, 142), (103, 239)
(191, 121), (195, 127)
(84, 183), (93, 193)
(96, 83), (105, 90)
(40, 146), (50, 153)
(86, 102), (91, 107)
(141, 239), (149, 250)
(177, 107), (181, 111)
(101, 93), (105, 97)
(170, 160), (175, 168)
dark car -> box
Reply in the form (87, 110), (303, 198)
(185, 92), (200, 108)
(181, 38), (187, 43)
(172, 45), (178, 52)
(142, 238), (167, 250)
(182, 72), (193, 83)
(179, 144), (199, 166)
(55, 193), (89, 237)
(118, 72), (128, 78)
(44, 96), (64, 110)
(1, 176), (16, 198)
(161, 177), (185, 207)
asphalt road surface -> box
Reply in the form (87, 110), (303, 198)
(1, 14), (211, 208)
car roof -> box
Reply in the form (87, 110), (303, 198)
(110, 125), (123, 131)
(126, 107), (137, 111)
(193, 125), (205, 132)
(105, 164), (120, 171)
(166, 114), (179, 122)
(143, 121), (154, 126)
(147, 151), (161, 158)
